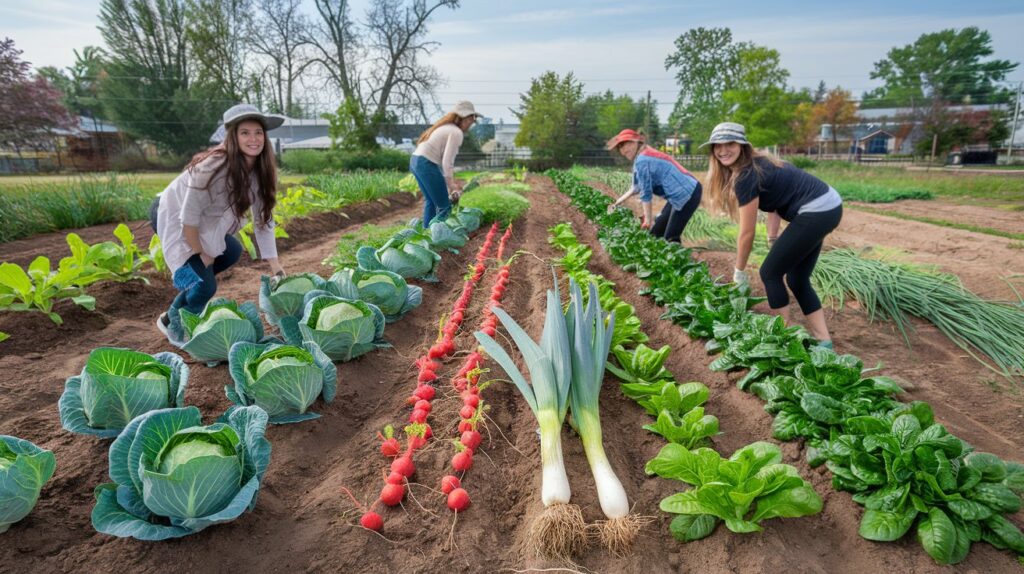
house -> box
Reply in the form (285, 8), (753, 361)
(819, 104), (1011, 155)
(0, 115), (125, 173)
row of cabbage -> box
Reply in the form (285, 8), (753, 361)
(548, 222), (823, 547)
(0, 205), (485, 539)
(548, 170), (1024, 565)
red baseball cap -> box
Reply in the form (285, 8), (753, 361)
(605, 129), (645, 150)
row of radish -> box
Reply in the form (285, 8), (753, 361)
(360, 223), (514, 530)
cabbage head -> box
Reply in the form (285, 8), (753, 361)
(329, 268), (422, 323)
(258, 272), (330, 327)
(180, 298), (265, 365)
(450, 206), (483, 232)
(357, 234), (440, 282)
(226, 341), (336, 424)
(428, 219), (468, 252)
(91, 405), (271, 541)
(279, 294), (389, 361)
(0, 436), (56, 534)
(59, 347), (189, 438)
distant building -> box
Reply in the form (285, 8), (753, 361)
(0, 115), (125, 173)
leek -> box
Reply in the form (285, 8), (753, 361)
(475, 275), (586, 559)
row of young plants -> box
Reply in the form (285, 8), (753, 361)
(549, 169), (1024, 565)
(0, 204), (490, 538)
(0, 224), (165, 342)
(580, 167), (1024, 379)
(549, 222), (824, 546)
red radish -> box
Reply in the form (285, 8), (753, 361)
(408, 434), (427, 450)
(461, 430), (482, 450)
(414, 385), (435, 401)
(417, 370), (437, 383)
(452, 449), (474, 472)
(459, 405), (476, 420)
(380, 438), (400, 457)
(463, 394), (480, 408)
(447, 488), (470, 512)
(423, 424), (433, 440)
(414, 400), (432, 413)
(464, 385), (480, 395)
(458, 419), (474, 433)
(409, 409), (428, 424)
(386, 471), (405, 485)
(360, 511), (383, 531)
(482, 326), (496, 337)
(391, 455), (415, 477)
(427, 345), (444, 359)
(440, 475), (461, 494)
(453, 377), (468, 391)
(415, 356), (438, 371)
(380, 483), (405, 506)
(450, 311), (464, 324)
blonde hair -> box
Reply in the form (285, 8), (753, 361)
(417, 112), (462, 144)
(703, 144), (784, 220)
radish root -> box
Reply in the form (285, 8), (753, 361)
(527, 503), (588, 560)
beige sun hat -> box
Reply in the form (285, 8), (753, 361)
(222, 103), (285, 130)
(450, 101), (483, 119)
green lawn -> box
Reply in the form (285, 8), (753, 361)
(808, 165), (1024, 208)
(0, 171), (305, 196)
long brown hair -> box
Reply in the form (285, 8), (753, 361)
(186, 121), (277, 225)
(417, 112), (462, 144)
(703, 144), (783, 220)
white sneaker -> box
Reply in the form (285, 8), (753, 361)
(156, 313), (171, 338)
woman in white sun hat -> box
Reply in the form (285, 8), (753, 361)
(149, 103), (287, 345)
(703, 122), (843, 349)
(410, 101), (482, 226)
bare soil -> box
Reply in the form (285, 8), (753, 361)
(0, 176), (1021, 574)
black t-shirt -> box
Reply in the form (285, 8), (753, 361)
(734, 158), (830, 221)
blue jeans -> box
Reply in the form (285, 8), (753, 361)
(149, 196), (242, 318)
(409, 154), (451, 226)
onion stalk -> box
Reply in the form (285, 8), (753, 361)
(475, 274), (586, 560)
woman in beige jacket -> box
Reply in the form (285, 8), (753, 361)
(149, 104), (286, 344)
(409, 101), (482, 225)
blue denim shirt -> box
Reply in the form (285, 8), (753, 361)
(632, 148), (699, 210)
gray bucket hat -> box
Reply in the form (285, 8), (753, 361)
(450, 100), (483, 119)
(222, 103), (285, 130)
(700, 122), (750, 148)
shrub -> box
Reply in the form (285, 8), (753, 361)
(281, 148), (411, 173)
(787, 156), (818, 170)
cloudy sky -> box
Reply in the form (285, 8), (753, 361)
(4, 0), (1024, 122)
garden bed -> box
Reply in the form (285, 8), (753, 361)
(0, 174), (1020, 573)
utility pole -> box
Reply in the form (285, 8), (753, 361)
(1006, 81), (1022, 163)
(644, 90), (652, 139)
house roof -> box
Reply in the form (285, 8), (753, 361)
(858, 129), (894, 142)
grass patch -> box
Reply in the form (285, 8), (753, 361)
(458, 183), (530, 225)
(849, 204), (1024, 241)
(302, 171), (407, 206)
(323, 222), (406, 271)
(810, 165), (1024, 205)
(834, 181), (933, 203)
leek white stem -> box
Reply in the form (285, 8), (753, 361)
(538, 409), (571, 506)
(578, 409), (629, 518)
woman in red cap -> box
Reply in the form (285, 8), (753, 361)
(605, 129), (702, 243)
(410, 101), (482, 225)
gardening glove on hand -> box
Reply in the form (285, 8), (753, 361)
(733, 268), (750, 286)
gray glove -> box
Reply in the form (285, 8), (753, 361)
(733, 268), (750, 286)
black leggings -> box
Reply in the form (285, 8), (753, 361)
(650, 183), (702, 243)
(759, 205), (842, 315)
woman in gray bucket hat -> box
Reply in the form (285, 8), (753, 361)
(148, 103), (287, 345)
(410, 101), (482, 226)
(703, 122), (843, 349)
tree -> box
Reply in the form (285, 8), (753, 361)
(307, 0), (459, 150)
(249, 0), (313, 116)
(185, 0), (256, 103)
(583, 90), (659, 144)
(789, 99), (819, 152)
(37, 46), (107, 121)
(664, 27), (747, 147)
(813, 80), (827, 104)
(721, 45), (797, 147)
(98, 0), (221, 155)
(812, 87), (858, 153)
(863, 27), (1018, 108)
(0, 38), (75, 156)
(513, 71), (587, 167)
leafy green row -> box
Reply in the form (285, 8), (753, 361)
(548, 169), (1024, 564)
(0, 224), (163, 336)
(548, 222), (822, 541)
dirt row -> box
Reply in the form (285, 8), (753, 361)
(0, 176), (1020, 573)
